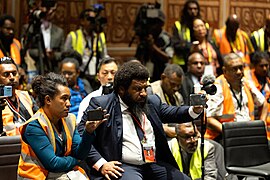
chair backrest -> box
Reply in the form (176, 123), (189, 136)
(0, 135), (21, 180)
(222, 120), (270, 168)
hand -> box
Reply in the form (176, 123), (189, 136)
(192, 105), (204, 114)
(46, 48), (55, 61)
(100, 161), (124, 180)
(0, 98), (6, 110)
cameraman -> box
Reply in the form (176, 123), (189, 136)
(21, 0), (65, 73)
(64, 7), (108, 89)
(135, 9), (173, 82)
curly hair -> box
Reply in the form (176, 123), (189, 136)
(181, 0), (201, 27)
(113, 61), (149, 92)
(32, 72), (68, 107)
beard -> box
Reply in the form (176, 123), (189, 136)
(0, 32), (13, 47)
(122, 91), (149, 120)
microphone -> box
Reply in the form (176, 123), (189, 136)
(201, 74), (217, 95)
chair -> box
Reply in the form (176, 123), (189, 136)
(222, 120), (270, 179)
(0, 135), (21, 180)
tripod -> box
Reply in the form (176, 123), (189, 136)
(21, 18), (48, 75)
(200, 107), (207, 179)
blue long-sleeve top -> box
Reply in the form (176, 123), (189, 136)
(69, 78), (88, 117)
(23, 119), (95, 172)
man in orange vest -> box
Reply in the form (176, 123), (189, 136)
(0, 15), (21, 65)
(250, 51), (270, 141)
(205, 53), (267, 142)
(0, 57), (38, 136)
(213, 14), (254, 68)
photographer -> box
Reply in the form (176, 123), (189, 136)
(134, 6), (173, 82)
(64, 6), (108, 89)
(22, 0), (65, 74)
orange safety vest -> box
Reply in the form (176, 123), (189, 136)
(0, 38), (21, 65)
(3, 90), (33, 136)
(251, 70), (270, 140)
(17, 108), (89, 180)
(213, 27), (253, 65)
(205, 75), (254, 139)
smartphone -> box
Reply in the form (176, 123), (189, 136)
(87, 109), (104, 121)
(0, 86), (12, 98)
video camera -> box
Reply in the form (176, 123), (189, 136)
(133, 2), (161, 38)
(189, 74), (217, 106)
(30, 0), (57, 21)
(102, 82), (113, 95)
(87, 4), (107, 33)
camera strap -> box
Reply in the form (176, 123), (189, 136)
(229, 85), (242, 111)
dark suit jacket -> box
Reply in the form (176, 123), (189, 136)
(23, 23), (65, 72)
(78, 92), (195, 170)
(180, 72), (195, 105)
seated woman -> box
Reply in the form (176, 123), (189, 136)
(17, 72), (105, 179)
(191, 18), (223, 76)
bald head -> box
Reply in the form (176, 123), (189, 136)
(226, 14), (239, 41)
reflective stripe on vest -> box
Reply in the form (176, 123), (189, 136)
(252, 28), (265, 52)
(170, 138), (210, 179)
(205, 75), (255, 139)
(3, 90), (33, 136)
(17, 109), (88, 179)
(0, 38), (21, 65)
(70, 29), (106, 56)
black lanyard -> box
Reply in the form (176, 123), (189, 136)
(229, 85), (243, 111)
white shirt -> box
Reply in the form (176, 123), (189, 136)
(76, 86), (103, 124)
(207, 79), (265, 122)
(41, 22), (52, 49)
(120, 97), (155, 165)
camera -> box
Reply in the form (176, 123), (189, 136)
(133, 2), (161, 38)
(190, 94), (207, 106)
(102, 82), (113, 95)
(0, 85), (12, 98)
(201, 74), (217, 95)
(87, 4), (107, 33)
(30, 0), (57, 21)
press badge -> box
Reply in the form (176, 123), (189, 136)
(142, 140), (156, 163)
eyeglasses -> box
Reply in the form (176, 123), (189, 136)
(178, 134), (199, 143)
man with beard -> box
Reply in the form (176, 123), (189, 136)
(0, 57), (38, 136)
(0, 15), (21, 65)
(78, 61), (203, 180)
(205, 53), (267, 142)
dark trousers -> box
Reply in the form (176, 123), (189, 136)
(91, 162), (190, 180)
(120, 162), (190, 180)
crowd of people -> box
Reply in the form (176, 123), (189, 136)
(0, 0), (269, 179)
